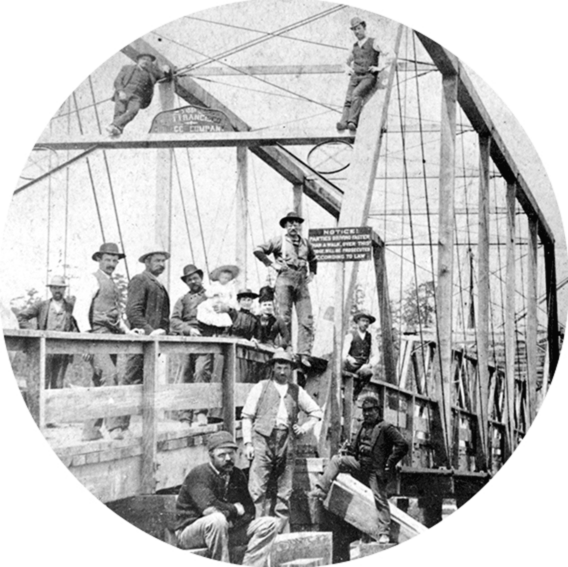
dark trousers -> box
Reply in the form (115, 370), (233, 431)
(112, 95), (143, 131)
(317, 455), (391, 536)
(340, 72), (377, 126)
(45, 354), (71, 389)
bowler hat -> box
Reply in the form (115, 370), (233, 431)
(258, 285), (275, 303)
(210, 264), (240, 282)
(361, 395), (380, 409)
(350, 16), (366, 29)
(138, 248), (171, 263)
(92, 242), (126, 261)
(279, 211), (304, 228)
(136, 52), (156, 62)
(47, 275), (68, 288)
(268, 349), (296, 367)
(353, 310), (376, 324)
(207, 431), (238, 452)
(180, 264), (204, 282)
(237, 288), (259, 300)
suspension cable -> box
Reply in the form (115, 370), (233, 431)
(172, 149), (195, 261)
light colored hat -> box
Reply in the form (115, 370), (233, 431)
(350, 16), (366, 29)
(207, 431), (238, 452)
(138, 248), (171, 263)
(210, 264), (240, 282)
(47, 275), (68, 287)
(268, 349), (296, 367)
(92, 242), (125, 261)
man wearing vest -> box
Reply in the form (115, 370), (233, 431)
(312, 395), (408, 544)
(17, 275), (78, 391)
(253, 212), (317, 367)
(74, 242), (135, 441)
(336, 16), (392, 133)
(343, 310), (379, 399)
(242, 350), (323, 531)
(107, 52), (171, 137)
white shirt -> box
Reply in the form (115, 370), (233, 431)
(342, 328), (379, 366)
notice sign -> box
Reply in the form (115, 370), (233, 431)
(309, 227), (373, 262)
(150, 105), (232, 134)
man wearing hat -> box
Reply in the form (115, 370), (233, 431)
(336, 16), (392, 132)
(175, 431), (280, 566)
(107, 52), (172, 137)
(253, 211), (317, 365)
(111, 248), (171, 438)
(17, 275), (78, 389)
(311, 395), (408, 544)
(74, 242), (133, 440)
(343, 310), (379, 398)
(241, 350), (323, 530)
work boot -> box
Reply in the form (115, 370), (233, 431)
(378, 534), (390, 545)
(347, 122), (357, 132)
(336, 121), (348, 131)
(106, 124), (122, 138)
(108, 428), (125, 441)
(82, 428), (104, 442)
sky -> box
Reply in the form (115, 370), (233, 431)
(1, 1), (567, 566)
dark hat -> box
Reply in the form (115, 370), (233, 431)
(136, 52), (156, 62)
(207, 431), (238, 452)
(350, 16), (366, 29)
(268, 349), (296, 367)
(47, 275), (68, 288)
(361, 395), (380, 409)
(210, 264), (240, 282)
(92, 242), (126, 261)
(279, 211), (305, 228)
(258, 285), (275, 303)
(181, 264), (204, 282)
(353, 310), (376, 324)
(237, 288), (259, 300)
(139, 248), (171, 263)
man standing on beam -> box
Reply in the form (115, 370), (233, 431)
(253, 211), (317, 367)
(336, 16), (392, 133)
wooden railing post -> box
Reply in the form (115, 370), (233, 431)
(222, 342), (237, 437)
(141, 339), (159, 494)
(26, 335), (46, 428)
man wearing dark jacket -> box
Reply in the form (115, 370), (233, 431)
(107, 52), (171, 136)
(17, 275), (78, 389)
(175, 431), (279, 566)
(111, 248), (170, 438)
(313, 395), (408, 544)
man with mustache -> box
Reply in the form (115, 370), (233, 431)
(175, 431), (279, 566)
(253, 211), (317, 367)
(110, 248), (170, 438)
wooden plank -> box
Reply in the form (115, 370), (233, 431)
(331, 262), (345, 453)
(433, 72), (458, 466)
(156, 383), (222, 411)
(236, 146), (248, 288)
(323, 473), (427, 542)
(156, 80), (175, 289)
(415, 33), (554, 247)
(223, 343), (237, 436)
(44, 385), (143, 422)
(235, 382), (257, 407)
(526, 217), (539, 424)
(476, 134), (491, 466)
(35, 128), (355, 151)
(141, 340), (159, 494)
(543, 240), (559, 381)
(45, 338), (143, 355)
(270, 532), (333, 567)
(373, 240), (397, 384)
(27, 336), (46, 427)
(158, 342), (224, 356)
(293, 183), (303, 216)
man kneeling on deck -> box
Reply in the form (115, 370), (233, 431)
(175, 431), (279, 566)
(311, 395), (408, 544)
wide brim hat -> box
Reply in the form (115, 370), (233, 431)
(207, 431), (238, 452)
(92, 242), (126, 261)
(237, 288), (259, 300)
(258, 285), (275, 303)
(181, 264), (204, 282)
(139, 249), (171, 263)
(47, 275), (68, 287)
(136, 52), (156, 62)
(353, 310), (376, 324)
(268, 349), (296, 367)
(279, 211), (305, 228)
(350, 16), (366, 29)
(209, 264), (240, 282)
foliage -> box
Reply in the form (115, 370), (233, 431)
(399, 280), (436, 333)
(10, 287), (42, 315)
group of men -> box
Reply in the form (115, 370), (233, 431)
(107, 17), (390, 139)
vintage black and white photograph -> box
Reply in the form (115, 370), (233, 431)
(1, 1), (566, 566)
